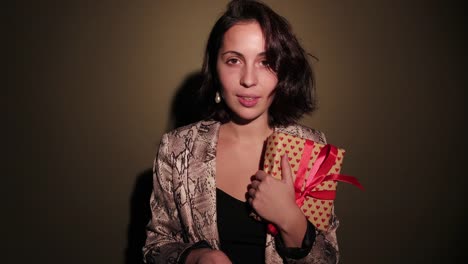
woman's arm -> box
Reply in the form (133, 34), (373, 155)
(279, 131), (339, 263)
(143, 133), (232, 264)
(143, 133), (198, 263)
(251, 130), (339, 263)
(276, 210), (339, 264)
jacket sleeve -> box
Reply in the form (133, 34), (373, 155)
(143, 133), (197, 264)
(277, 209), (340, 264)
(281, 130), (340, 264)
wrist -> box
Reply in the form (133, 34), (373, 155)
(277, 206), (306, 234)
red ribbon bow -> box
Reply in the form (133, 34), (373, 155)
(268, 139), (364, 235)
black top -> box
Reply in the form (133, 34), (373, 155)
(178, 188), (317, 263)
(216, 188), (266, 264)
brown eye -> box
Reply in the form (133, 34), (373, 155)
(227, 58), (240, 64)
(260, 60), (270, 67)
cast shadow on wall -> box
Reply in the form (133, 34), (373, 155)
(125, 71), (205, 264)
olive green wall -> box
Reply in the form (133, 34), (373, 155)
(9, 1), (466, 263)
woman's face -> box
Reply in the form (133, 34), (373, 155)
(217, 21), (278, 124)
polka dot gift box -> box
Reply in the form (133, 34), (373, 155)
(262, 132), (364, 234)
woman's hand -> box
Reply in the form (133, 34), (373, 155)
(185, 248), (232, 264)
(248, 155), (298, 226)
(248, 155), (307, 247)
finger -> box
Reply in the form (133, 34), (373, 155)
(255, 170), (267, 181)
(281, 154), (294, 185)
(249, 180), (261, 190)
(248, 187), (256, 198)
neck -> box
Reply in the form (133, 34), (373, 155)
(222, 116), (273, 142)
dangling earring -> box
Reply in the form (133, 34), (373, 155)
(215, 91), (221, 104)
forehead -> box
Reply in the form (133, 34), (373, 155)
(220, 21), (266, 53)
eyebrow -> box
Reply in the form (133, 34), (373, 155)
(220, 51), (267, 58)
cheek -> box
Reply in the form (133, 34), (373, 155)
(264, 77), (278, 105)
(263, 74), (278, 94)
(217, 67), (238, 90)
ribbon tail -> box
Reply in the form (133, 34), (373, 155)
(326, 174), (365, 191)
(307, 190), (336, 200)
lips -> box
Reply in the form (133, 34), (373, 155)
(237, 95), (260, 107)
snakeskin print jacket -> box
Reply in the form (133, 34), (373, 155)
(143, 120), (339, 264)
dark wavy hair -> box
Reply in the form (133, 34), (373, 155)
(199, 0), (317, 127)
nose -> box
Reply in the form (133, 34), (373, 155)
(240, 65), (258, 88)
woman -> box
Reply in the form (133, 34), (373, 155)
(143, 1), (339, 263)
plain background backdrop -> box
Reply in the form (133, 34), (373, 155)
(8, 0), (466, 263)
